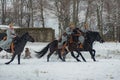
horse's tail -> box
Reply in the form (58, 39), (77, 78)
(35, 43), (50, 58)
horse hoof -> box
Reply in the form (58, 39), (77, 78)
(77, 59), (81, 62)
(93, 59), (96, 62)
(62, 60), (66, 62)
(84, 60), (87, 62)
(5, 62), (10, 65)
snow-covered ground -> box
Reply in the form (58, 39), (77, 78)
(0, 42), (120, 80)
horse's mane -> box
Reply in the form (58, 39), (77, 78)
(87, 31), (99, 34)
(85, 31), (100, 42)
(20, 32), (28, 39)
(86, 31), (100, 36)
(14, 32), (28, 44)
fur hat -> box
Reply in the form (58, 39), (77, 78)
(69, 22), (75, 26)
(9, 23), (14, 27)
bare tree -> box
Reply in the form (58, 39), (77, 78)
(84, 0), (91, 24)
(1, 0), (6, 24)
(49, 0), (71, 35)
(36, 0), (46, 28)
(72, 0), (80, 26)
(96, 0), (104, 36)
(117, 0), (120, 42)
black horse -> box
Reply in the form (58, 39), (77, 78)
(0, 32), (34, 64)
(35, 31), (104, 62)
(60, 31), (104, 62)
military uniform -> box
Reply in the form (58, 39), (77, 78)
(73, 28), (85, 44)
(58, 27), (85, 48)
(58, 27), (71, 48)
(0, 28), (16, 50)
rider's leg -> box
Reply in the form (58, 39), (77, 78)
(78, 36), (84, 48)
(61, 41), (70, 56)
(11, 42), (14, 53)
(61, 42), (67, 56)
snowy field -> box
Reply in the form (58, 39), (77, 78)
(0, 42), (120, 80)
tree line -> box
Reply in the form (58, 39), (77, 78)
(0, 0), (120, 41)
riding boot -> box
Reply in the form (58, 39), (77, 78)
(77, 43), (83, 49)
(61, 43), (67, 56)
(80, 44), (83, 49)
(11, 43), (14, 54)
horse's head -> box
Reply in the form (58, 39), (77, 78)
(23, 32), (35, 42)
(86, 31), (104, 43)
(95, 32), (104, 43)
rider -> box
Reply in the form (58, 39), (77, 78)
(68, 22), (84, 48)
(58, 22), (76, 54)
(58, 22), (84, 53)
(81, 22), (89, 33)
(0, 23), (16, 53)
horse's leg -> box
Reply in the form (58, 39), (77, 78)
(92, 49), (96, 57)
(18, 54), (21, 64)
(0, 48), (3, 52)
(57, 49), (68, 62)
(47, 52), (54, 62)
(87, 44), (96, 61)
(5, 53), (17, 64)
(57, 50), (64, 61)
(62, 51), (68, 62)
(71, 51), (81, 62)
(76, 51), (86, 62)
(89, 50), (96, 61)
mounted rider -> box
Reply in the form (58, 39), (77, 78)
(0, 23), (16, 53)
(81, 22), (89, 33)
(68, 22), (85, 48)
(58, 22), (85, 54)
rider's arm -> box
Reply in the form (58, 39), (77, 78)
(66, 27), (72, 35)
(72, 28), (82, 36)
(6, 28), (16, 38)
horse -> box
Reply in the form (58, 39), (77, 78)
(60, 31), (104, 62)
(0, 32), (34, 64)
(35, 40), (60, 62)
(35, 31), (104, 62)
